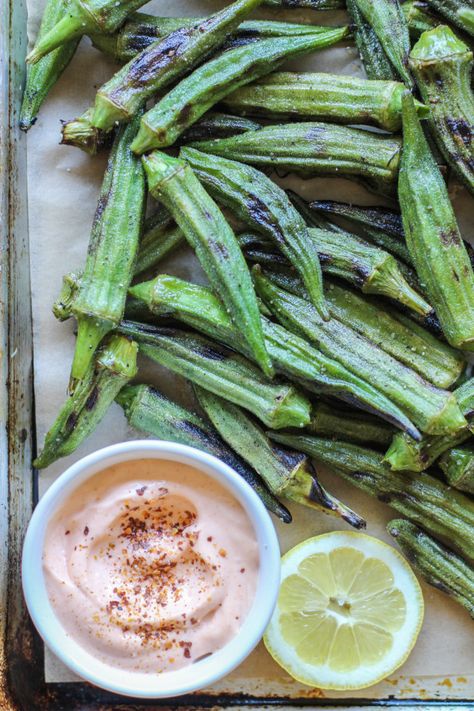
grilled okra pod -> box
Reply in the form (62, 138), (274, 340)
(119, 323), (309, 430)
(129, 275), (420, 438)
(181, 147), (328, 319)
(270, 432), (474, 564)
(195, 386), (365, 528)
(384, 377), (474, 471)
(222, 73), (428, 132)
(190, 122), (401, 196)
(309, 402), (395, 447)
(91, 0), (263, 131)
(60, 108), (115, 156)
(134, 210), (184, 278)
(142, 151), (271, 377)
(254, 268), (466, 436)
(388, 519), (474, 617)
(346, 0), (398, 81)
(425, 0), (474, 37)
(410, 26), (474, 196)
(20, 0), (79, 130)
(34, 335), (137, 469)
(116, 383), (290, 522)
(27, 0), (151, 64)
(440, 445), (474, 494)
(399, 92), (474, 350)
(264, 0), (343, 6)
(180, 113), (261, 143)
(70, 114), (145, 387)
(402, 1), (440, 37)
(131, 28), (349, 153)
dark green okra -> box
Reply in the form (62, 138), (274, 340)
(222, 73), (428, 132)
(20, 0), (79, 131)
(346, 0), (398, 81)
(425, 0), (474, 37)
(134, 210), (184, 279)
(70, 114), (145, 387)
(254, 267), (466, 436)
(116, 383), (290, 522)
(119, 323), (309, 430)
(388, 519), (474, 618)
(181, 147), (328, 319)
(440, 445), (474, 494)
(34, 335), (137, 469)
(195, 386), (365, 528)
(190, 122), (401, 196)
(402, 1), (440, 37)
(131, 28), (349, 153)
(264, 0), (343, 6)
(129, 275), (420, 438)
(142, 152), (271, 377)
(27, 0), (151, 64)
(180, 113), (261, 143)
(352, 0), (413, 86)
(91, 0), (263, 131)
(410, 26), (474, 196)
(308, 402), (395, 447)
(399, 92), (474, 350)
(270, 432), (474, 564)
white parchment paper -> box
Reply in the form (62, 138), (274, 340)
(26, 0), (474, 699)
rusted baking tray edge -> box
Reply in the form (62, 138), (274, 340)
(0, 1), (473, 709)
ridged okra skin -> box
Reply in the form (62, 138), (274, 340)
(440, 445), (474, 494)
(180, 113), (261, 143)
(34, 336), (138, 469)
(70, 114), (145, 386)
(195, 386), (365, 528)
(91, 0), (263, 131)
(27, 0), (150, 64)
(20, 0), (79, 131)
(425, 0), (474, 37)
(134, 209), (184, 278)
(269, 432), (474, 564)
(399, 93), (474, 350)
(346, 0), (399, 81)
(222, 73), (427, 132)
(264, 0), (343, 6)
(388, 519), (474, 618)
(352, 0), (413, 86)
(131, 28), (349, 154)
(181, 147), (327, 320)
(128, 274), (420, 437)
(410, 26), (474, 196)
(190, 122), (401, 196)
(308, 402), (395, 447)
(254, 267), (466, 436)
(119, 322), (310, 430)
(116, 383), (291, 522)
(142, 152), (271, 377)
(402, 1), (440, 37)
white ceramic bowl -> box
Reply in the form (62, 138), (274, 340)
(22, 440), (281, 699)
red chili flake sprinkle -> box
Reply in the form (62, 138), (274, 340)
(184, 648), (191, 659)
(240, 568), (246, 573)
(83, 526), (89, 536)
(218, 548), (227, 558)
(65, 530), (70, 535)
(136, 486), (147, 496)
(207, 536), (213, 542)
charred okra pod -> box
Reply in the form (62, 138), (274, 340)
(388, 519), (474, 618)
(134, 209), (184, 278)
(70, 114), (145, 387)
(195, 386), (365, 528)
(116, 383), (290, 522)
(142, 152), (271, 377)
(180, 113), (261, 143)
(20, 0), (79, 130)
(346, 0), (398, 81)
(402, 1), (440, 37)
(425, 0), (474, 37)
(264, 0), (343, 6)
(270, 432), (474, 564)
(181, 147), (328, 319)
(440, 445), (474, 494)
(129, 275), (420, 437)
(34, 335), (137, 469)
(309, 402), (395, 447)
(410, 26), (474, 196)
(254, 268), (466, 436)
(223, 73), (428, 132)
(60, 108), (114, 156)
(119, 323), (309, 430)
(131, 28), (349, 153)
(399, 93), (474, 350)
(190, 122), (401, 195)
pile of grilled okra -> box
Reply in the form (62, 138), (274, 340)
(23, 0), (474, 616)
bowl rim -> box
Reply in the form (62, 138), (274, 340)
(22, 440), (281, 699)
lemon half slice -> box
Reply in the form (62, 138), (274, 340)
(264, 532), (424, 690)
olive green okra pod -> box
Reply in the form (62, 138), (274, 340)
(308, 402), (395, 447)
(142, 151), (271, 377)
(388, 519), (474, 617)
(34, 335), (138, 469)
(410, 26), (474, 196)
(70, 114), (146, 388)
(402, 1), (440, 38)
(440, 445), (474, 494)
(134, 209), (185, 279)
(180, 113), (261, 143)
(195, 386), (365, 528)
(116, 383), (291, 522)
(60, 108), (115, 156)
(399, 92), (474, 350)
(346, 0), (398, 81)
(425, 0), (474, 37)
(180, 147), (328, 320)
(270, 432), (474, 565)
(131, 28), (349, 154)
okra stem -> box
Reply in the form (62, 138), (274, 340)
(61, 108), (114, 156)
(309, 402), (395, 447)
(425, 0), (474, 37)
(440, 445), (474, 495)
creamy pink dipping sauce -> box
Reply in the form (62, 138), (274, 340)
(43, 459), (259, 673)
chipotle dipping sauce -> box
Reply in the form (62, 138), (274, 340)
(43, 459), (259, 673)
